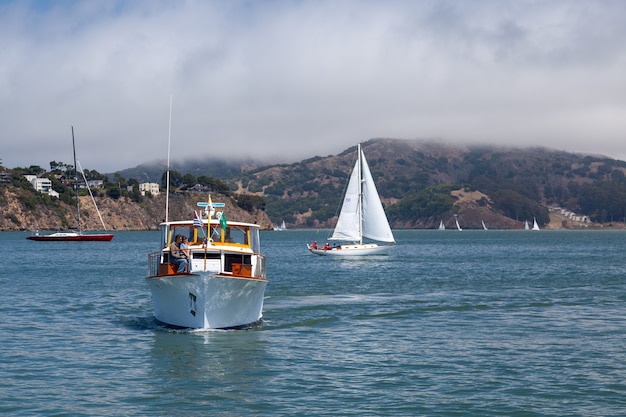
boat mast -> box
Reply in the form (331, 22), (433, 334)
(165, 95), (172, 223)
(357, 143), (363, 244)
(71, 126), (81, 234)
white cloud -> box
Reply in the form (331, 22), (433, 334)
(1, 0), (625, 172)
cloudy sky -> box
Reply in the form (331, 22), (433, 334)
(1, 0), (625, 172)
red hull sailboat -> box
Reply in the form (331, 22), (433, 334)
(26, 127), (114, 242)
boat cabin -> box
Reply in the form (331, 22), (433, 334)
(161, 221), (259, 250)
(148, 219), (264, 278)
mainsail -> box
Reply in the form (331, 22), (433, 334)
(361, 153), (395, 242)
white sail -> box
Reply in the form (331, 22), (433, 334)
(330, 157), (361, 241)
(330, 145), (394, 244)
(360, 152), (395, 243)
(524, 220), (530, 230)
(482, 220), (488, 230)
(438, 220), (445, 230)
(532, 217), (540, 231)
(455, 217), (462, 231)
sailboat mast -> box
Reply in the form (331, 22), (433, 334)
(71, 126), (81, 234)
(357, 143), (363, 244)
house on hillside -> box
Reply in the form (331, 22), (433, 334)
(87, 179), (104, 189)
(0, 172), (11, 185)
(139, 182), (160, 196)
(23, 175), (59, 198)
(185, 184), (211, 193)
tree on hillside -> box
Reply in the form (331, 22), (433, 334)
(161, 170), (183, 189)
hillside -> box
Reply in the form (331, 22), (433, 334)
(0, 188), (272, 232)
(4, 138), (626, 231)
(234, 139), (626, 229)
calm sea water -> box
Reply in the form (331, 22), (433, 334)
(1, 229), (625, 416)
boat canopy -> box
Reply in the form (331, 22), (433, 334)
(160, 221), (261, 253)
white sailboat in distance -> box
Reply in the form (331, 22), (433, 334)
(455, 215), (462, 231)
(532, 217), (540, 231)
(307, 143), (395, 256)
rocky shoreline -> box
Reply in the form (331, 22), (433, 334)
(0, 189), (273, 232)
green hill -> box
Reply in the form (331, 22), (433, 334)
(4, 138), (626, 230)
(232, 138), (626, 229)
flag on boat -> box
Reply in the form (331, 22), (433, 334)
(219, 212), (227, 230)
(193, 211), (203, 227)
(208, 194), (213, 209)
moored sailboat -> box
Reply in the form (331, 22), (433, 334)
(307, 143), (395, 256)
(27, 127), (114, 242)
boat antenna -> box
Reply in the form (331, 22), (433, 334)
(72, 126), (81, 234)
(165, 94), (172, 223)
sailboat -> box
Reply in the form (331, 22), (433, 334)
(307, 143), (395, 256)
(524, 220), (530, 230)
(438, 220), (446, 230)
(455, 215), (462, 231)
(273, 220), (287, 231)
(482, 220), (488, 230)
(27, 127), (114, 241)
(532, 217), (540, 231)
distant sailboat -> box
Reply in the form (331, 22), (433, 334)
(307, 143), (395, 256)
(27, 126), (114, 242)
(524, 220), (530, 230)
(532, 217), (540, 231)
(482, 220), (488, 230)
(438, 220), (445, 230)
(455, 215), (462, 231)
(273, 220), (287, 231)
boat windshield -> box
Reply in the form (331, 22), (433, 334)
(160, 223), (258, 250)
(249, 227), (260, 253)
(222, 226), (248, 246)
(169, 225), (195, 245)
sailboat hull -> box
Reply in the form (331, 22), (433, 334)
(307, 243), (394, 256)
(27, 233), (114, 241)
(26, 127), (114, 242)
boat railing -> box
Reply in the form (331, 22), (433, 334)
(147, 252), (163, 277)
(148, 250), (266, 279)
(254, 254), (266, 278)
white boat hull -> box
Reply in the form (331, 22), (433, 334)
(146, 272), (267, 329)
(307, 243), (394, 256)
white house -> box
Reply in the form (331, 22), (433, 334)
(139, 182), (160, 196)
(24, 175), (58, 198)
(87, 179), (104, 188)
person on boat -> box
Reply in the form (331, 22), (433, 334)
(180, 236), (191, 272)
(170, 234), (189, 273)
(311, 241), (318, 249)
(323, 242), (330, 250)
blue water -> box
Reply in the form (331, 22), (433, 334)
(1, 230), (625, 416)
